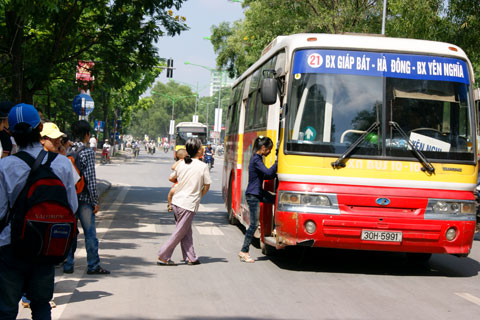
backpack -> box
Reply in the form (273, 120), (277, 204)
(5, 150), (77, 264)
(67, 145), (86, 194)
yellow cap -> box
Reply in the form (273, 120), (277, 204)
(41, 122), (64, 139)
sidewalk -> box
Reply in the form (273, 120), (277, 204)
(95, 148), (133, 164)
(96, 178), (111, 199)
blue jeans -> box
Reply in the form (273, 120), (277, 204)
(241, 191), (276, 253)
(0, 245), (54, 320)
(64, 202), (100, 272)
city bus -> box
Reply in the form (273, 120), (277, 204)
(174, 122), (208, 160)
(222, 33), (479, 261)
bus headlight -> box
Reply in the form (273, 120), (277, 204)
(277, 192), (340, 214)
(431, 201), (475, 214)
(426, 199), (476, 220)
(279, 192), (331, 206)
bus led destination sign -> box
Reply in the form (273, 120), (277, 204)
(293, 49), (469, 84)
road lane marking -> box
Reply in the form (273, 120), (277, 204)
(455, 293), (480, 306)
(51, 185), (129, 320)
(195, 226), (224, 235)
(138, 223), (157, 233)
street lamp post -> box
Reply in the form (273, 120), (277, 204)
(159, 93), (196, 139)
(199, 101), (213, 138)
(174, 80), (210, 119)
(184, 61), (229, 143)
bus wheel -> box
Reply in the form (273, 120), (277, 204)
(227, 177), (237, 225)
(406, 253), (432, 264)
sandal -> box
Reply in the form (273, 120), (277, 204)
(238, 252), (255, 263)
(186, 259), (201, 265)
(157, 258), (176, 266)
(87, 266), (111, 274)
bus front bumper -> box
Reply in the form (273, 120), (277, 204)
(275, 211), (476, 256)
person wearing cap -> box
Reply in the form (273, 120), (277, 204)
(40, 122), (65, 153)
(0, 103), (78, 319)
(40, 123), (80, 185)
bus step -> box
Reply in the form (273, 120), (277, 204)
(264, 236), (276, 247)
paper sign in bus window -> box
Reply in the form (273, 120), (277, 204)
(408, 132), (451, 152)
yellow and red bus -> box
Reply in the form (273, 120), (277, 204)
(222, 33), (478, 261)
(174, 122), (208, 160)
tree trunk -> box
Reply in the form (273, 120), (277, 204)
(6, 11), (24, 104)
(102, 91), (109, 143)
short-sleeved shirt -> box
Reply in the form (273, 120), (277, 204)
(171, 158), (211, 212)
(0, 143), (78, 247)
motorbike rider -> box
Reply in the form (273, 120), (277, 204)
(103, 139), (111, 162)
(204, 142), (215, 168)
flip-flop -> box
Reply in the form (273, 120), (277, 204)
(238, 252), (255, 263)
(87, 266), (111, 274)
(157, 258), (176, 266)
(186, 259), (201, 265)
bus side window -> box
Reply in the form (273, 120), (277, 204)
(245, 92), (257, 130)
(254, 89), (267, 129)
(229, 103), (239, 134)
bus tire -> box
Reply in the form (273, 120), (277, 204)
(227, 176), (237, 225)
(406, 253), (432, 264)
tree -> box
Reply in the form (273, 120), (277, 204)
(0, 0), (188, 103)
(211, 0), (383, 78)
(445, 0), (480, 81)
(127, 81), (232, 141)
(210, 0), (479, 84)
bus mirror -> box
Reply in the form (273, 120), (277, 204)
(261, 78), (278, 105)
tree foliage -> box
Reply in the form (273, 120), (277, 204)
(211, 0), (480, 83)
(211, 0), (382, 78)
(0, 0), (188, 140)
(127, 81), (231, 141)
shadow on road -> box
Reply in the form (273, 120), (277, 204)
(263, 245), (480, 278)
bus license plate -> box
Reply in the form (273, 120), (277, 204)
(361, 230), (402, 242)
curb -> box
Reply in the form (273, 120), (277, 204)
(96, 179), (112, 199)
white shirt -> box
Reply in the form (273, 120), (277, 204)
(171, 158), (211, 212)
(89, 137), (97, 149)
(0, 143), (78, 247)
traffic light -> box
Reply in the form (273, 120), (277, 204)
(166, 58), (173, 78)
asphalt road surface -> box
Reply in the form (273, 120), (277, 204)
(18, 149), (480, 320)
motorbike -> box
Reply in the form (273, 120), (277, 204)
(133, 145), (140, 159)
(216, 145), (224, 156)
(101, 146), (111, 164)
(148, 145), (156, 154)
(203, 150), (213, 171)
(164, 145), (169, 153)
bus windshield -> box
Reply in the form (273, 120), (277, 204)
(176, 126), (207, 145)
(286, 49), (474, 162)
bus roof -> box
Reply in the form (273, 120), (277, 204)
(175, 122), (207, 128)
(233, 33), (475, 87)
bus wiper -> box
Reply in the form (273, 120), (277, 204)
(389, 121), (435, 174)
(331, 121), (379, 169)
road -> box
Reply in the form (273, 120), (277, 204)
(18, 149), (480, 320)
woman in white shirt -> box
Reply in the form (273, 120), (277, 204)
(157, 138), (211, 265)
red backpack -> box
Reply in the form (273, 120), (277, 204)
(4, 150), (77, 264)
